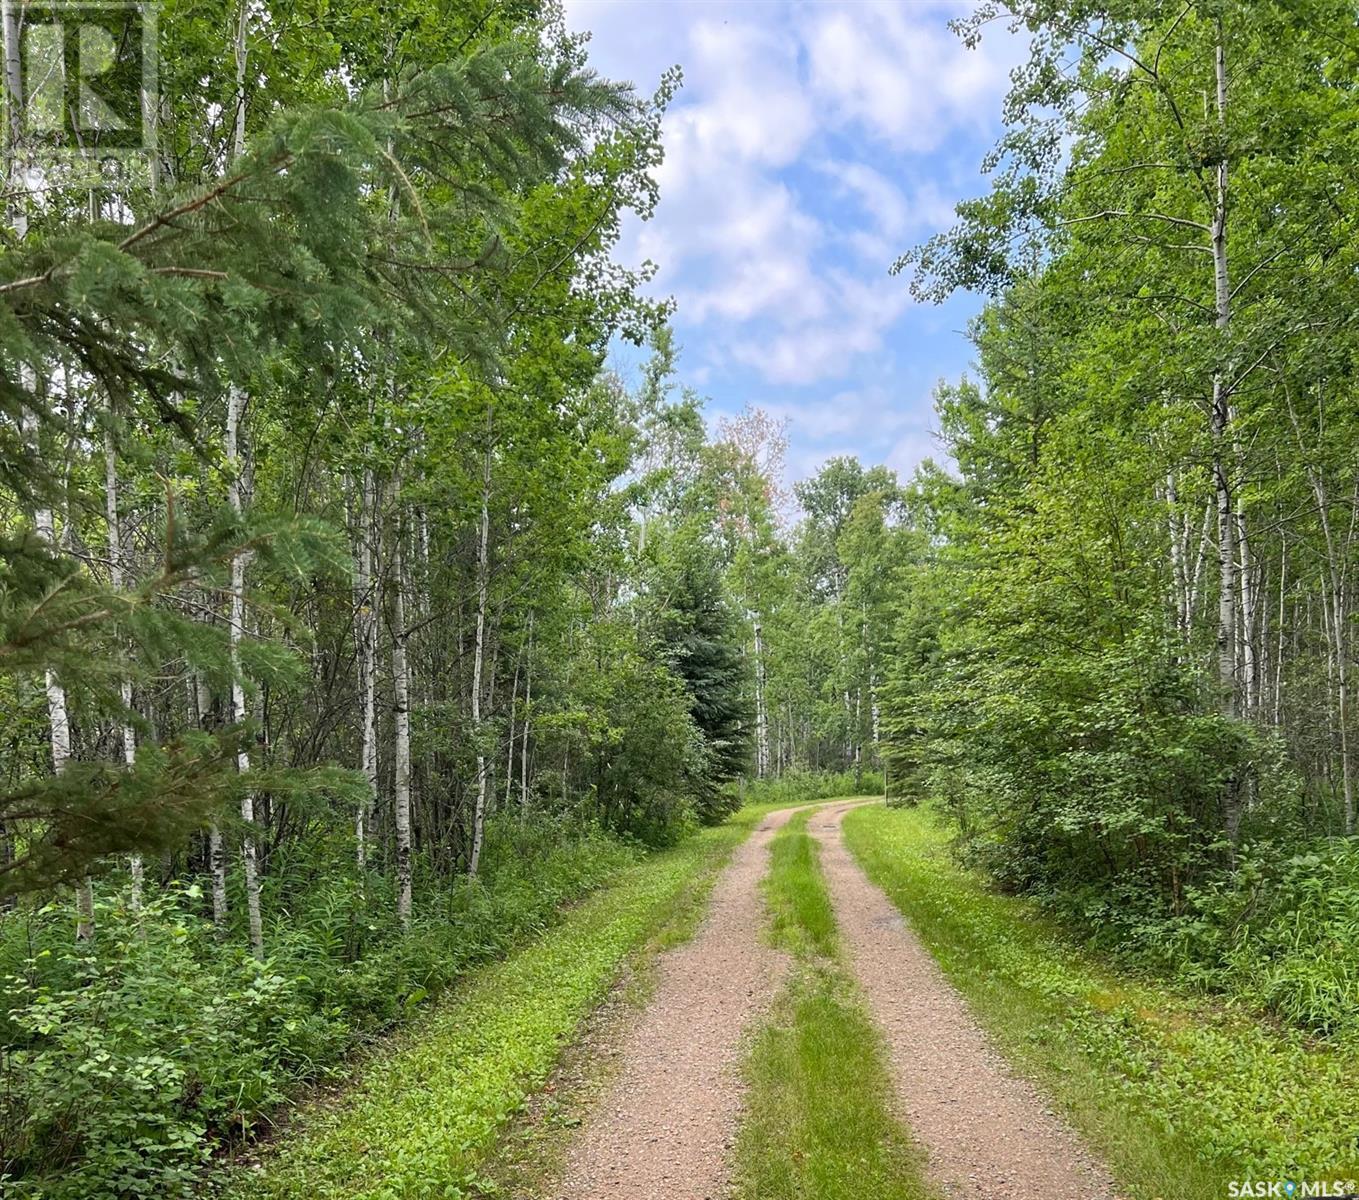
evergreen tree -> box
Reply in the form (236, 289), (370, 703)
(657, 546), (753, 823)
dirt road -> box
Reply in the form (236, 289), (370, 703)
(551, 806), (798, 1200)
(807, 801), (1119, 1200)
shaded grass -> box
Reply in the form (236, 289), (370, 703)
(734, 807), (937, 1200)
(219, 807), (775, 1200)
(843, 803), (1359, 1200)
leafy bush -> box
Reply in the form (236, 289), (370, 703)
(734, 769), (883, 809)
(0, 816), (635, 1200)
(1152, 840), (1359, 1037)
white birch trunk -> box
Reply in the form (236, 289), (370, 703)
(1209, 28), (1242, 846)
(1237, 510), (1258, 718)
(1315, 476), (1353, 835)
(1187, 499), (1213, 625)
(504, 649), (520, 809)
(1273, 538), (1287, 728)
(853, 685), (863, 780)
(521, 612), (533, 811)
(23, 406), (87, 935)
(3, 1), (89, 935)
(1164, 472), (1193, 638)
(2, 0), (24, 236)
(105, 422), (142, 909)
(231, 0), (248, 161)
(226, 386), (264, 959)
(392, 497), (413, 925)
(468, 432), (492, 876)
(351, 465), (380, 872)
(753, 617), (769, 778)
(1285, 384), (1356, 833)
(196, 672), (229, 928)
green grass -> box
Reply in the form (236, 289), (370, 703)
(763, 810), (837, 957)
(219, 808), (773, 1200)
(734, 809), (937, 1200)
(480, 805), (792, 1200)
(843, 803), (1359, 1200)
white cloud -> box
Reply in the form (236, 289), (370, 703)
(678, 189), (823, 325)
(682, 19), (815, 167)
(563, 0), (1023, 463)
(819, 162), (961, 266)
(829, 161), (912, 238)
(730, 268), (913, 386)
(885, 428), (946, 480)
(805, 1), (1016, 151)
(785, 441), (863, 485)
(762, 386), (917, 442)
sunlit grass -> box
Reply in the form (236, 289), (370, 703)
(222, 811), (767, 1200)
(762, 810), (838, 957)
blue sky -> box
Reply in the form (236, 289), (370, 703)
(562, 0), (1026, 485)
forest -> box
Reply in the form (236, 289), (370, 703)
(1, 1), (1356, 1198)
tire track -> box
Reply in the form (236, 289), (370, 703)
(807, 801), (1120, 1200)
(549, 805), (801, 1200)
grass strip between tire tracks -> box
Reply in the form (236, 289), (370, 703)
(733, 802), (938, 1200)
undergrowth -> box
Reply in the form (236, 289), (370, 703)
(216, 808), (767, 1200)
(0, 816), (634, 1200)
(1149, 839), (1359, 1038)
(734, 769), (883, 809)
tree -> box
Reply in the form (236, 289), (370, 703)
(656, 543), (753, 823)
(878, 0), (1359, 950)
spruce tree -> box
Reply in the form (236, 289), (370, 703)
(658, 550), (753, 823)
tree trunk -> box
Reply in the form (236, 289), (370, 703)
(231, 0), (248, 161)
(199, 672), (229, 929)
(753, 617), (769, 778)
(469, 427), (492, 876)
(1273, 536), (1287, 728)
(227, 385), (264, 959)
(1313, 471), (1353, 835)
(1237, 509), (1258, 718)
(854, 683), (863, 784)
(105, 421), (142, 909)
(23, 406), (86, 936)
(521, 611), (533, 811)
(1165, 471), (1195, 638)
(1285, 381), (1356, 833)
(392, 496), (413, 925)
(3, 30), (89, 933)
(504, 647), (521, 809)
(352, 464), (380, 873)
(2, 1), (24, 232)
(1210, 26), (1242, 847)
